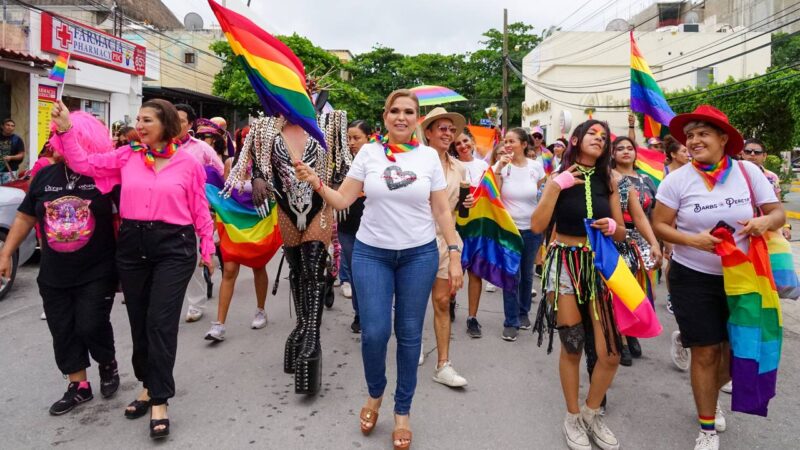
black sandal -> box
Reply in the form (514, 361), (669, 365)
(150, 418), (170, 439)
(124, 399), (152, 419)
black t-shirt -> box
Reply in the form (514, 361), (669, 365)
(18, 163), (116, 287)
(337, 196), (365, 235)
(553, 171), (612, 236)
(0, 133), (25, 171)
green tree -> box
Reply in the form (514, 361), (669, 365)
(771, 32), (800, 68)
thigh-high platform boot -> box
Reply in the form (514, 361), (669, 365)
(295, 240), (328, 394)
(283, 246), (305, 374)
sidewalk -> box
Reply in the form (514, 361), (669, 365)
(784, 180), (800, 219)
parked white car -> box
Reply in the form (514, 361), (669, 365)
(0, 186), (37, 300)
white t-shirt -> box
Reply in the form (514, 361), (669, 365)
(498, 158), (545, 230)
(347, 142), (446, 250)
(461, 158), (490, 187)
(656, 160), (778, 275)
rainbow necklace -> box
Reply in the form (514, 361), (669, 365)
(378, 133), (419, 162)
(130, 140), (179, 168)
(692, 155), (733, 191)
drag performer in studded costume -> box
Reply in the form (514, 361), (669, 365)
(224, 105), (349, 395)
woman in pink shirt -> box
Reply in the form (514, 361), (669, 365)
(50, 99), (214, 440)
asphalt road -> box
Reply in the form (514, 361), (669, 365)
(1, 249), (799, 450)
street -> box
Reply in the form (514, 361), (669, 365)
(1, 242), (799, 450)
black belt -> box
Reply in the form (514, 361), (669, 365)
(122, 219), (192, 231)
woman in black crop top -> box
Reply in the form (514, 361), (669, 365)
(531, 120), (627, 450)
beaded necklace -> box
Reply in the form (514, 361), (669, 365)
(130, 140), (179, 168)
(577, 166), (596, 218)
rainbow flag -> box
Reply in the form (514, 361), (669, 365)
(456, 168), (523, 291)
(48, 52), (69, 83)
(584, 219), (662, 338)
(207, 0), (326, 148)
(635, 146), (666, 187)
(205, 168), (282, 268)
(630, 31), (675, 139)
(541, 148), (554, 175)
(713, 227), (782, 416)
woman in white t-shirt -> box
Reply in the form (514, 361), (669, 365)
(493, 127), (545, 341)
(295, 89), (462, 450)
(453, 130), (490, 337)
(652, 105), (784, 450)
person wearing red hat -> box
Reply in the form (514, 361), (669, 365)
(652, 105), (785, 450)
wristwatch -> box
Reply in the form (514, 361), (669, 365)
(447, 245), (462, 253)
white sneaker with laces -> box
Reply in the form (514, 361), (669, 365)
(694, 431), (719, 450)
(251, 308), (267, 329)
(204, 321), (225, 341)
(720, 380), (732, 394)
(418, 343), (425, 366)
(186, 307), (203, 323)
(485, 283), (497, 293)
(580, 404), (620, 450)
(671, 330), (690, 371)
(432, 361), (468, 387)
(715, 401), (726, 432)
(563, 412), (591, 450)
(341, 282), (352, 299)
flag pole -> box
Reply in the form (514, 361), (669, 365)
(55, 52), (71, 101)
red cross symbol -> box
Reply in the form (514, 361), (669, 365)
(56, 24), (72, 49)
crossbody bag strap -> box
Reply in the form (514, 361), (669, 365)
(737, 161), (761, 218)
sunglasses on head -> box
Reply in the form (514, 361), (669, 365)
(743, 149), (764, 155)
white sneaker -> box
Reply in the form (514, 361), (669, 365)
(671, 330), (690, 372)
(186, 307), (203, 323)
(720, 380), (732, 394)
(432, 361), (468, 387)
(40, 311), (46, 320)
(694, 432), (719, 450)
(341, 282), (352, 299)
(251, 308), (267, 329)
(204, 321), (225, 341)
(418, 343), (425, 366)
(715, 401), (726, 432)
(333, 278), (342, 287)
(485, 283), (497, 293)
(580, 404), (620, 450)
(563, 412), (591, 450)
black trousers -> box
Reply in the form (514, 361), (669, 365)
(116, 220), (196, 403)
(40, 277), (117, 375)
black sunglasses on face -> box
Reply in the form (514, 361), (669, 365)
(743, 149), (764, 155)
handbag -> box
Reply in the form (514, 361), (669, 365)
(738, 161), (800, 300)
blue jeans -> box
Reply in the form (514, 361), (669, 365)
(338, 231), (358, 316)
(352, 238), (438, 415)
(502, 229), (543, 328)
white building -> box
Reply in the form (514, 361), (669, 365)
(520, 28), (772, 142)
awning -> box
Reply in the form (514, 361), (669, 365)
(143, 86), (233, 106)
(0, 48), (77, 69)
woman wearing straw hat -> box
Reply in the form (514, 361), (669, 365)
(653, 105), (785, 450)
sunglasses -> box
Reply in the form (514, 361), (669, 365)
(436, 125), (458, 134)
(743, 149), (765, 155)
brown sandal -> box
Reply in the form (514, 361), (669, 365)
(359, 407), (379, 435)
(392, 428), (412, 450)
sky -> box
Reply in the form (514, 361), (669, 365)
(162, 0), (657, 55)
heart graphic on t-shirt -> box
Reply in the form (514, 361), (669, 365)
(382, 165), (418, 191)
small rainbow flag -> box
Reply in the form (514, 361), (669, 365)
(541, 148), (554, 175)
(630, 31), (675, 139)
(712, 227), (782, 416)
(584, 219), (662, 338)
(48, 52), (69, 83)
(205, 168), (282, 268)
(635, 146), (666, 187)
(456, 168), (523, 291)
(207, 0), (326, 148)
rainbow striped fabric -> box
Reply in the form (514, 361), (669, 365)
(630, 31), (675, 138)
(765, 231), (800, 299)
(584, 219), (662, 338)
(541, 148), (554, 175)
(207, 0), (326, 148)
(48, 52), (69, 83)
(635, 147), (666, 187)
(409, 85), (467, 107)
(456, 167), (523, 291)
(205, 168), (282, 268)
(713, 227), (782, 416)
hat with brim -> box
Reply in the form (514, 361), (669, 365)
(668, 105), (743, 156)
(418, 107), (466, 145)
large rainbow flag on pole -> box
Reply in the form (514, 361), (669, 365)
(630, 31), (675, 139)
(635, 146), (666, 187)
(456, 168), (523, 292)
(205, 168), (282, 268)
(207, 0), (327, 148)
(584, 219), (662, 338)
(712, 227), (782, 417)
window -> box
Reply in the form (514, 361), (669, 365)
(695, 67), (715, 89)
(184, 52), (196, 64)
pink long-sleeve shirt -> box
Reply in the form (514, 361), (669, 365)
(179, 135), (224, 175)
(58, 129), (215, 262)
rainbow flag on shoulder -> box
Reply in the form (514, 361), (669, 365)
(456, 168), (523, 292)
(713, 227), (782, 417)
(630, 31), (675, 139)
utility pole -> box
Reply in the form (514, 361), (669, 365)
(502, 8), (509, 131)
